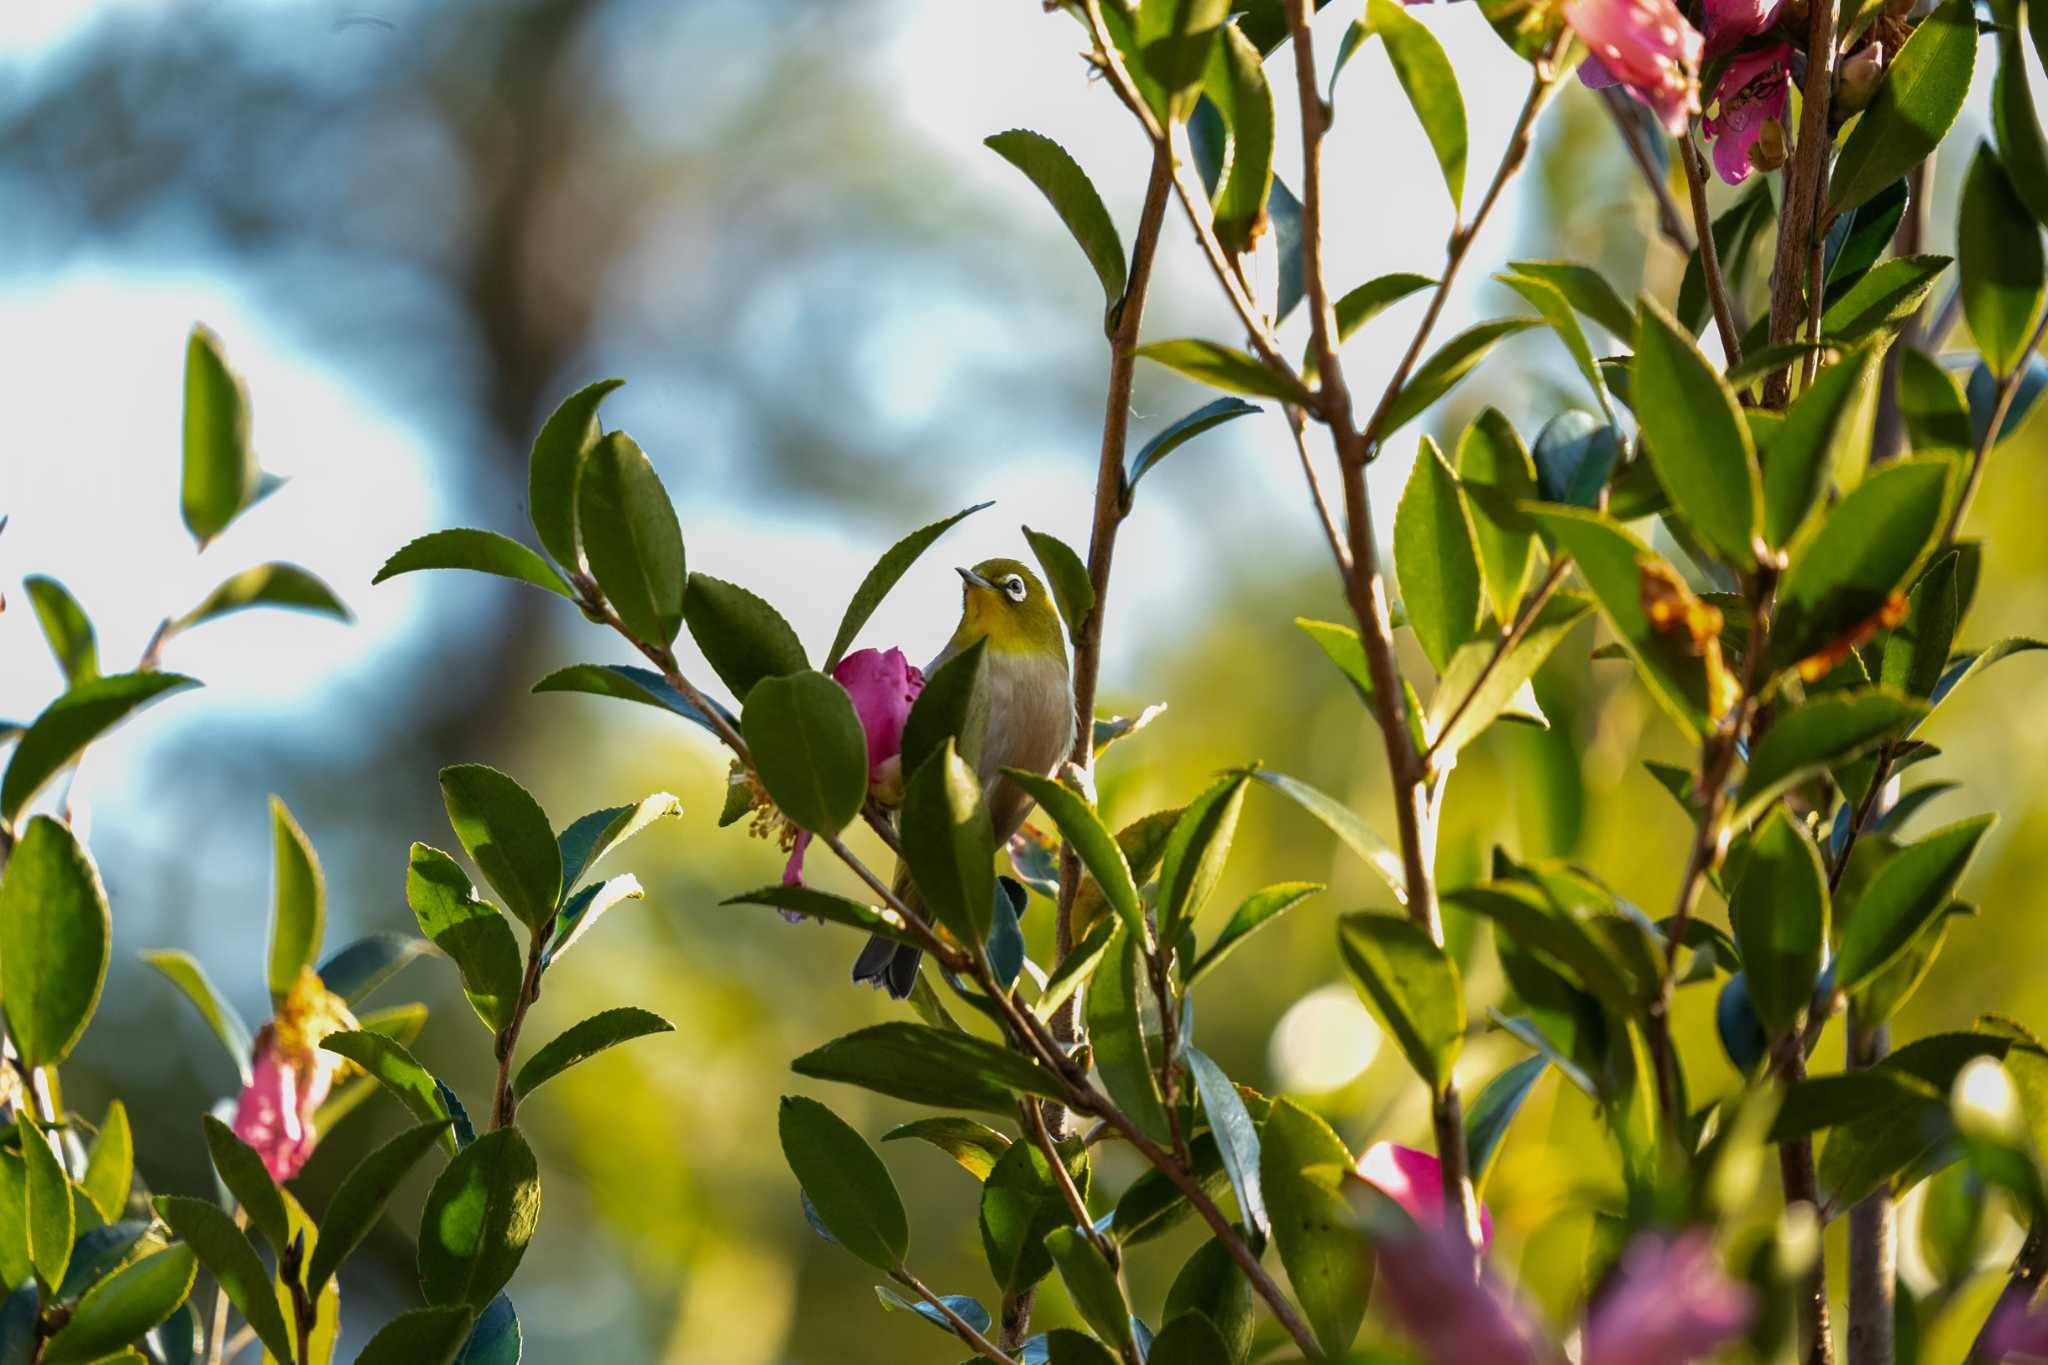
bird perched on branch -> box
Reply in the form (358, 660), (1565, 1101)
(852, 557), (1074, 998)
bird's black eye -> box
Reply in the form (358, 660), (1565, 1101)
(1003, 575), (1026, 603)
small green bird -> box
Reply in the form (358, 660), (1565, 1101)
(852, 557), (1076, 997)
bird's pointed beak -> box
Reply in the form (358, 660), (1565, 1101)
(956, 566), (993, 590)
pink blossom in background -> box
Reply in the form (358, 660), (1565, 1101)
(1569, 0), (1704, 134)
(231, 969), (357, 1181)
(1582, 1229), (1757, 1365)
(1988, 1299), (2048, 1359)
(1702, 44), (1793, 184)
(1354, 1141), (1495, 1249)
(1702, 0), (1785, 53)
(780, 646), (926, 890)
(1376, 1219), (1550, 1365)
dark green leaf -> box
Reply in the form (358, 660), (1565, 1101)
(1331, 273), (1437, 349)
(513, 1007), (673, 1100)
(1836, 816), (1997, 993)
(1530, 410), (1620, 508)
(0, 817), (109, 1070)
(527, 379), (624, 571)
(319, 1031), (457, 1152)
(1456, 409), (1540, 622)
(1830, 0), (1979, 213)
(1728, 811), (1828, 1036)
(1259, 1099), (1368, 1357)
(174, 563), (350, 632)
(1022, 526), (1094, 637)
(985, 131), (1127, 304)
(453, 1293), (519, 1365)
(1679, 183), (1775, 337)
(1036, 916), (1118, 1020)
(1959, 144), (2047, 378)
(439, 765), (562, 932)
(1634, 297), (1760, 566)
(1501, 273), (1610, 418)
(41, 1245), (196, 1365)
(777, 1096), (907, 1271)
(1, 672), (200, 824)
(1762, 345), (1884, 549)
(371, 529), (573, 599)
(1378, 318), (1538, 439)
(1164, 1238), (1255, 1363)
(1125, 399), (1261, 506)
(1365, 0), (1466, 209)
(824, 502), (991, 670)
(316, 934), (430, 1008)
(1732, 690), (1925, 827)
(180, 325), (259, 548)
(1246, 768), (1406, 899)
(1203, 24), (1275, 254)
(1135, 339), (1307, 402)
(306, 1120), (454, 1295)
(544, 874), (642, 965)
(1928, 636), (2047, 712)
(1112, 1136), (1229, 1248)
(264, 796), (324, 1004)
(529, 662), (730, 736)
(722, 884), (917, 945)
(354, 1308), (476, 1365)
(1994, 34), (2048, 227)
(81, 1101), (132, 1224)
(1044, 1227), (1134, 1352)
(578, 431), (686, 646)
(1001, 771), (1140, 938)
(153, 1196), (291, 1361)
(1824, 179), (1911, 298)
(1880, 552), (1962, 699)
(1465, 1055), (1547, 1190)
(980, 1136), (1089, 1295)
(555, 793), (681, 896)
(417, 1127), (540, 1309)
(199, 1117), (288, 1254)
(1821, 255), (1953, 345)
(1394, 435), (1483, 672)
(1186, 1046), (1267, 1239)
(141, 951), (252, 1084)
(880, 1118), (1010, 1181)
(1187, 882), (1324, 985)
(1508, 260), (1637, 339)
(899, 739), (996, 946)
(873, 1285), (991, 1337)
(682, 575), (808, 704)
(1088, 927), (1171, 1143)
(1899, 349), (1974, 454)
(901, 638), (990, 778)
(791, 1022), (1066, 1114)
(1337, 912), (1463, 1088)
(22, 578), (96, 686)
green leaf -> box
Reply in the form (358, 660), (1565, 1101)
(1820, 255), (1953, 345)
(353, 1307), (476, 1365)
(454, 1294), (519, 1365)
(1830, 0), (1979, 214)
(417, 1126), (540, 1309)
(1456, 410), (1540, 623)
(1331, 273), (1437, 348)
(1164, 1238), (1255, 1363)
(439, 765), (562, 932)
(1728, 810), (1828, 1036)
(1044, 1227), (1134, 1352)
(314, 934), (427, 1010)
(873, 1285), (991, 1337)
(722, 884), (917, 945)
(1394, 435), (1483, 673)
(1507, 259), (1635, 338)
(1731, 690), (1926, 827)
(1186, 1046), (1267, 1239)
(20, 1125), (71, 1290)
(899, 739), (996, 946)
(985, 131), (1127, 305)
(1530, 410), (1620, 508)
(1156, 771), (1249, 944)
(180, 325), (259, 548)
(1836, 816), (1997, 993)
(1379, 318), (1538, 439)
(1042, 1330), (1121, 1364)
(512, 1007), (672, 1100)
(824, 502), (991, 670)
(41, 1244), (197, 1365)
(1260, 1099), (1368, 1357)
(306, 1120), (453, 1295)
(1088, 927), (1172, 1144)
(1994, 31), (2048, 228)
(1125, 399), (1261, 507)
(1, 672), (200, 825)
(1337, 912), (1463, 1088)
(1001, 771), (1141, 939)
(1499, 273), (1609, 419)
(1295, 618), (1377, 707)
(319, 1031), (458, 1153)
(578, 431), (685, 646)
(1424, 592), (1593, 762)
(1881, 551), (1962, 698)
(1929, 636), (2048, 714)
(23, 577), (97, 686)
(199, 1117), (288, 1253)
(1037, 916), (1118, 1020)
(554, 793), (680, 897)
(140, 950), (252, 1084)
(1022, 526), (1095, 637)
(173, 563), (351, 632)
(1761, 345), (1884, 548)
(1531, 507), (1714, 738)
(777, 1096), (908, 1272)
(792, 1022), (1065, 1114)
(1959, 144), (2047, 378)
(1246, 768), (1406, 900)
(1138, 0), (1230, 113)
(407, 844), (523, 1033)
(1899, 348), (1975, 455)
(529, 662), (731, 736)
(1633, 297), (1760, 567)
(1203, 23), (1275, 254)
(81, 1101), (133, 1224)
(0, 817), (109, 1070)
(1147, 1313), (1233, 1365)
(1770, 457), (1953, 674)
(1465, 1055), (1547, 1190)
(681, 575), (808, 704)
(371, 529), (573, 599)
(1679, 183), (1776, 337)
(901, 638), (990, 778)
(1365, 0), (1466, 209)
(1135, 339), (1307, 402)
(880, 1118), (1010, 1181)
(1187, 882), (1324, 985)
(527, 378), (625, 571)
(1111, 1136), (1230, 1247)
(154, 1196), (291, 1361)
(264, 796), (324, 1004)
(980, 1137), (1090, 1296)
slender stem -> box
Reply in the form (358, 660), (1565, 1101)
(1944, 310), (2048, 545)
(1421, 560), (1567, 769)
(1679, 129), (1744, 368)
(1847, 1012), (1894, 1365)
(1872, 159), (1931, 464)
(1023, 1099), (1118, 1270)
(1285, 409), (1354, 578)
(1602, 88), (1696, 252)
(1778, 1039), (1838, 1365)
(490, 908), (556, 1131)
(1762, 0), (1839, 408)
(1829, 747), (1894, 895)
(207, 1283), (231, 1364)
(220, 1325), (256, 1361)
(895, 1267), (1019, 1365)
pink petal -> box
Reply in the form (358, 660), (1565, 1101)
(234, 1047), (317, 1182)
(1355, 1141), (1495, 1250)
(831, 647), (926, 782)
(1583, 1231), (1757, 1365)
(1377, 1219), (1549, 1365)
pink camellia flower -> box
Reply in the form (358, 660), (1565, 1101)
(1987, 1298), (2048, 1359)
(1702, 0), (1784, 54)
(1376, 1218), (1550, 1365)
(780, 647), (926, 890)
(1582, 1230), (1757, 1365)
(1570, 0), (1705, 135)
(231, 968), (357, 1181)
(1702, 44), (1793, 184)
(1354, 1141), (1495, 1250)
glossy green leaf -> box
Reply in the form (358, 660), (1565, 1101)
(1148, 1312), (1234, 1365)
(141, 950), (253, 1084)
(1332, 273), (1437, 346)
(682, 575), (808, 704)
(880, 1118), (1010, 1181)
(1994, 30), (2048, 227)
(1365, 0), (1465, 209)
(355, 1307), (476, 1365)
(1880, 551), (1961, 698)
(1731, 690), (1925, 827)
(1044, 1227), (1134, 1352)
(899, 739), (996, 946)
(1762, 345), (1883, 550)
(1, 672), (200, 824)
(900, 638), (989, 778)
(319, 1031), (458, 1153)
(1125, 399), (1261, 506)
(200, 1116), (288, 1253)
(1036, 916), (1118, 1020)
(306, 1120), (453, 1295)
(154, 1196), (291, 1360)
(264, 796), (324, 1004)
(1295, 618), (1377, 706)
(777, 1096), (907, 1271)
(1899, 348), (1974, 454)
(1111, 1136), (1230, 1247)
(1156, 771), (1248, 944)
(985, 131), (1126, 304)
(439, 764), (562, 931)
(81, 1100), (133, 1224)
(1164, 1237), (1255, 1363)
(371, 529), (573, 599)
(180, 325), (259, 548)
(1500, 273), (1609, 418)
(1378, 318), (1538, 439)
(418, 1126), (540, 1308)
(873, 1284), (991, 1337)
(1022, 525), (1094, 637)
(1089, 927), (1171, 1143)
(1425, 592), (1593, 762)
(1530, 410), (1620, 508)
(1338, 912), (1463, 1088)
(405, 843), (524, 1034)
(1260, 1099), (1369, 1357)
(1246, 768), (1406, 900)
(579, 430), (686, 645)
(20, 1124), (70, 1290)
(1728, 811), (1828, 1036)
(722, 883), (917, 945)
(1634, 297), (1760, 566)
(513, 1007), (672, 1100)
(1820, 255), (1953, 346)
(1001, 770), (1141, 939)
(527, 378), (624, 571)
(1135, 339), (1307, 402)
(453, 1293), (519, 1365)
(1928, 636), (2048, 714)
(1465, 1055), (1547, 1190)
(1186, 1046), (1267, 1239)
(791, 1022), (1065, 1114)
(1394, 435), (1483, 673)
(1203, 23), (1274, 254)
(23, 577), (96, 686)
(1836, 816), (1997, 993)
(41, 1244), (197, 1365)
(1959, 144), (2047, 378)
(530, 662), (730, 736)
(1507, 259), (1635, 338)
(980, 1137), (1089, 1295)
(0, 817), (109, 1070)
(1187, 882), (1324, 985)
(555, 792), (681, 896)
(824, 502), (990, 669)
(1830, 0), (1978, 214)
(314, 933), (429, 1008)
(1456, 409), (1540, 622)
(174, 563), (351, 632)
(1679, 183), (1775, 337)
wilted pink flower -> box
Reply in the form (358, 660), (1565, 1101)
(1377, 1218), (1549, 1365)
(1702, 44), (1793, 184)
(1570, 0), (1704, 134)
(1989, 1299), (2048, 1359)
(231, 969), (356, 1181)
(1583, 1230), (1757, 1365)
(1355, 1141), (1495, 1250)
(781, 647), (926, 891)
(1702, 0), (1784, 53)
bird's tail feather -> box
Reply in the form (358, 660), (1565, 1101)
(850, 862), (922, 999)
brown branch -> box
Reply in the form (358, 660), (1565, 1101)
(1944, 309), (2048, 545)
(1679, 130), (1744, 368)
(1023, 1099), (1117, 1271)
(490, 906), (557, 1131)
(1847, 1013), (1894, 1365)
(1777, 1040), (1838, 1365)
(894, 1267), (1019, 1365)
(1285, 408), (1354, 578)
(1602, 88), (1695, 252)
(1421, 560), (1568, 769)
(1762, 0), (1839, 408)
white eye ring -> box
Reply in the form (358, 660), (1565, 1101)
(1003, 575), (1027, 603)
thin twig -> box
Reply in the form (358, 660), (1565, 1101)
(1285, 409), (1354, 578)
(895, 1267), (1019, 1365)
(1944, 310), (2048, 545)
(1602, 88), (1695, 252)
(1847, 1012), (1895, 1365)
(1777, 1040), (1837, 1365)
(489, 907), (557, 1131)
(1421, 560), (1568, 769)
(1023, 1099), (1117, 1269)
(1762, 0), (1838, 408)
(1679, 130), (1744, 367)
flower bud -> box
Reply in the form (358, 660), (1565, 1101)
(1836, 41), (1885, 112)
(1749, 119), (1789, 173)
